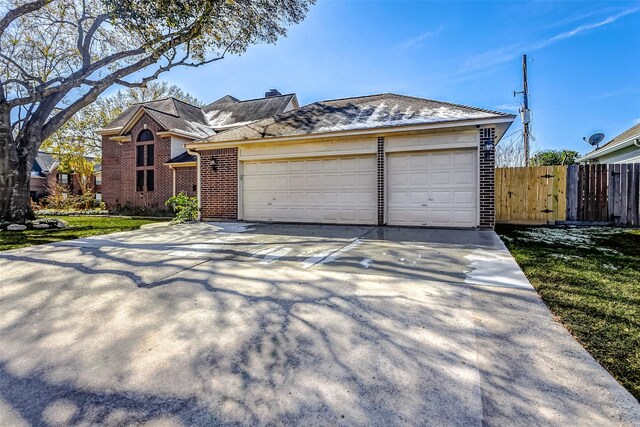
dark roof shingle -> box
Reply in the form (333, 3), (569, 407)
(203, 93), (296, 130)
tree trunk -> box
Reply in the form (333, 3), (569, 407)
(0, 124), (37, 223)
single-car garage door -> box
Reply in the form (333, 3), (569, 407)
(387, 149), (478, 227)
(242, 156), (376, 224)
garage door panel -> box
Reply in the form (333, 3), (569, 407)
(430, 192), (452, 204)
(358, 192), (375, 204)
(431, 172), (451, 185)
(273, 176), (289, 188)
(305, 175), (322, 187)
(453, 152), (475, 165)
(453, 191), (475, 204)
(387, 149), (477, 227)
(453, 171), (474, 185)
(243, 156), (376, 224)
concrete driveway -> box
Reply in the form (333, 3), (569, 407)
(0, 222), (638, 426)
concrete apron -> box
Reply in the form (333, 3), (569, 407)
(0, 222), (638, 426)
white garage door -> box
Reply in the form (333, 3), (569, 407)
(242, 156), (376, 224)
(387, 149), (478, 227)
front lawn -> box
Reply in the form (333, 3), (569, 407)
(497, 225), (640, 400)
(0, 216), (165, 251)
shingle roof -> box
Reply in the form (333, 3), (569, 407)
(588, 122), (640, 155)
(102, 94), (297, 138)
(166, 151), (196, 164)
(195, 93), (513, 144)
(32, 151), (58, 175)
(203, 93), (296, 130)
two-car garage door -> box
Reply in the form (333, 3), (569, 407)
(242, 156), (377, 224)
(241, 148), (478, 227)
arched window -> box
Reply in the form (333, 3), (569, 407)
(137, 129), (154, 142)
(135, 129), (155, 192)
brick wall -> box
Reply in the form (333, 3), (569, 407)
(175, 166), (197, 196)
(479, 127), (496, 229)
(200, 148), (238, 220)
(102, 113), (173, 211)
(377, 136), (385, 226)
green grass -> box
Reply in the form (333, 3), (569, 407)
(497, 225), (640, 400)
(0, 216), (165, 251)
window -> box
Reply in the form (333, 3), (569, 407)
(95, 174), (102, 186)
(135, 129), (155, 192)
(59, 173), (69, 184)
(136, 145), (145, 167)
(146, 144), (155, 166)
(95, 192), (102, 202)
(146, 170), (155, 192)
(136, 170), (144, 191)
(137, 129), (154, 142)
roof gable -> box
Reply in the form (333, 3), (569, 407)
(101, 93), (298, 138)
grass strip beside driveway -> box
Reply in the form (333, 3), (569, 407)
(0, 216), (165, 251)
(496, 225), (640, 400)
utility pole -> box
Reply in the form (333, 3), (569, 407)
(522, 54), (530, 166)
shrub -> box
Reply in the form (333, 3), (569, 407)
(165, 193), (198, 224)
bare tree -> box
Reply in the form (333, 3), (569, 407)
(0, 0), (313, 222)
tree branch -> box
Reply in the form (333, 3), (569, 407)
(0, 0), (49, 37)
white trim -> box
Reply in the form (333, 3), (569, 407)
(476, 131), (481, 228)
(187, 117), (515, 151)
(237, 157), (243, 220)
(187, 148), (202, 220)
(238, 147), (376, 161)
(157, 130), (202, 140)
(172, 168), (176, 197)
(384, 140), (478, 153)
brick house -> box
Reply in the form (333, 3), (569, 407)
(30, 152), (102, 202)
(101, 91), (515, 228)
(98, 91), (298, 212)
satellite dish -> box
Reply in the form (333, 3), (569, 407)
(583, 133), (605, 149)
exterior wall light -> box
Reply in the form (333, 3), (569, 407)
(210, 158), (217, 171)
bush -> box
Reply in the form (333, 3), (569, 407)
(165, 193), (198, 224)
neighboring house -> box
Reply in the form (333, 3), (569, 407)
(101, 90), (515, 228)
(30, 151), (102, 202)
(579, 123), (640, 164)
(98, 90), (298, 211)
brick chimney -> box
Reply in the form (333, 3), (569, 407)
(264, 89), (282, 98)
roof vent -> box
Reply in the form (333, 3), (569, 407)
(265, 89), (282, 98)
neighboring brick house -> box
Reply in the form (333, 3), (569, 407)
(99, 91), (298, 212)
(30, 152), (102, 202)
(101, 91), (515, 228)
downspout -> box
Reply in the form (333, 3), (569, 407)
(634, 138), (640, 148)
(171, 167), (176, 197)
(187, 148), (202, 221)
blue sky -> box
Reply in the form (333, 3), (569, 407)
(159, 0), (640, 155)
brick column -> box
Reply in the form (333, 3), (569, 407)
(377, 136), (385, 226)
(199, 148), (238, 220)
(479, 127), (496, 229)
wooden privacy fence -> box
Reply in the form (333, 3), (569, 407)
(495, 163), (640, 226)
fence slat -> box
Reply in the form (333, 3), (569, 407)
(566, 165), (578, 221)
(600, 164), (609, 221)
